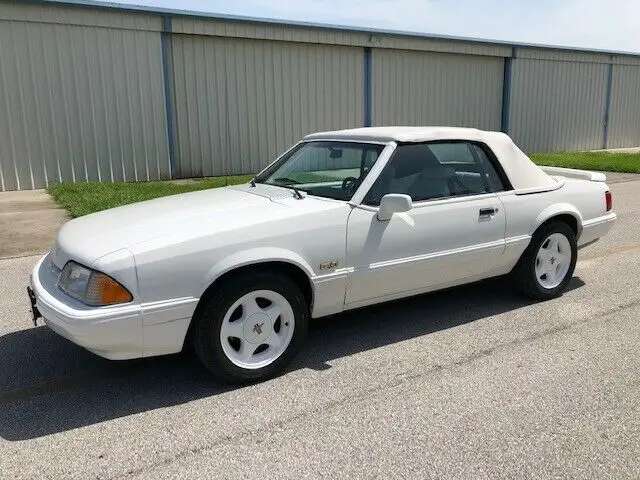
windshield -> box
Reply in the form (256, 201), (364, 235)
(255, 141), (386, 200)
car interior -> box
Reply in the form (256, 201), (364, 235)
(364, 143), (500, 205)
(266, 141), (505, 204)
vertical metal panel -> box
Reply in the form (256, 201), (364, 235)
(607, 65), (640, 148)
(371, 49), (503, 130)
(509, 59), (608, 153)
(161, 15), (176, 177)
(602, 63), (614, 148)
(0, 1), (163, 31)
(364, 47), (372, 127)
(0, 19), (170, 191)
(171, 17), (511, 58)
(171, 35), (364, 177)
(515, 47), (610, 64)
(501, 48), (515, 134)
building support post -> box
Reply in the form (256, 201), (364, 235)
(603, 61), (614, 149)
(161, 15), (177, 178)
(501, 47), (516, 135)
(364, 47), (372, 127)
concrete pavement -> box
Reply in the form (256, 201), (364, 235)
(0, 190), (67, 259)
(0, 178), (639, 479)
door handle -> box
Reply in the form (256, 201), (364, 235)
(479, 207), (498, 217)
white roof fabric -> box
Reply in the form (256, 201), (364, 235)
(304, 127), (557, 191)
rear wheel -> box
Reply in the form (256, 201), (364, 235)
(514, 221), (577, 300)
(192, 271), (309, 384)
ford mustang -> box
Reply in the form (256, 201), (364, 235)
(28, 127), (616, 383)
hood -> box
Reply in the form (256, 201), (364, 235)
(52, 185), (297, 268)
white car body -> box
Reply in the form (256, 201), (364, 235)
(30, 127), (616, 361)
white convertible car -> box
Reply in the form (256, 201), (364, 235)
(28, 127), (616, 382)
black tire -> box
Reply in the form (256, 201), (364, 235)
(191, 270), (309, 384)
(513, 221), (577, 300)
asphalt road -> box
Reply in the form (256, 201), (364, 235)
(0, 178), (639, 479)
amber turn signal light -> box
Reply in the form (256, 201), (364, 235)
(85, 272), (133, 306)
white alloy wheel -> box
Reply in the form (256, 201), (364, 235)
(219, 290), (295, 370)
(534, 232), (572, 289)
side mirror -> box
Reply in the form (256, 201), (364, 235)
(377, 194), (412, 221)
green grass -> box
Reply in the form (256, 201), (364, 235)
(530, 152), (640, 173)
(48, 151), (640, 217)
(48, 175), (253, 218)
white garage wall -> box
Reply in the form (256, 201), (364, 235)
(371, 49), (504, 131)
(1, 0), (640, 190)
(508, 58), (608, 153)
(170, 35), (364, 177)
(0, 7), (170, 191)
(607, 65), (640, 148)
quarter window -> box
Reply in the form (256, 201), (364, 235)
(364, 141), (507, 206)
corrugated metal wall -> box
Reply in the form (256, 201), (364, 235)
(0, 15), (170, 191)
(171, 35), (364, 177)
(371, 49), (503, 130)
(508, 59), (608, 152)
(171, 17), (510, 58)
(1, 1), (640, 190)
(607, 65), (640, 148)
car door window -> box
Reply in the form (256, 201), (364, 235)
(364, 141), (506, 205)
(472, 144), (507, 192)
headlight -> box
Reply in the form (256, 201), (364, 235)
(57, 261), (133, 306)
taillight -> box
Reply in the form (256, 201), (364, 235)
(605, 191), (612, 211)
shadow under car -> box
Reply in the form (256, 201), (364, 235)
(0, 276), (585, 441)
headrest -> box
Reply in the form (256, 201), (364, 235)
(391, 144), (449, 178)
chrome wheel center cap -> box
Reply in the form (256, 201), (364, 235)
(243, 313), (271, 344)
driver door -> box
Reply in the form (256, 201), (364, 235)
(345, 142), (507, 307)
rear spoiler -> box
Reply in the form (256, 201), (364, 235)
(540, 166), (607, 182)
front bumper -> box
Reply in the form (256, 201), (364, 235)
(30, 254), (143, 360)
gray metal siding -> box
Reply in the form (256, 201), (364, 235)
(2, 1), (640, 190)
(172, 18), (510, 58)
(0, 19), (170, 191)
(515, 47), (611, 64)
(371, 49), (504, 130)
(171, 35), (364, 177)
(607, 65), (640, 148)
(509, 59), (608, 152)
(0, 1), (162, 31)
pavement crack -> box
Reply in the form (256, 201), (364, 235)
(116, 297), (640, 479)
(580, 242), (640, 260)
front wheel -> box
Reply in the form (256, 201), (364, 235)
(192, 271), (309, 383)
(514, 221), (577, 300)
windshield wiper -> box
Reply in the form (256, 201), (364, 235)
(271, 177), (305, 199)
(289, 185), (304, 199)
(273, 177), (301, 185)
(275, 184), (305, 199)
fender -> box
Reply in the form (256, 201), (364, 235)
(532, 203), (583, 237)
(201, 247), (316, 296)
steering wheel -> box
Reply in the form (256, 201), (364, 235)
(341, 176), (360, 193)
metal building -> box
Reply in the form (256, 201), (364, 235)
(0, 0), (639, 191)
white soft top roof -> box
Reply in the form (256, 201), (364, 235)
(304, 127), (556, 190)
